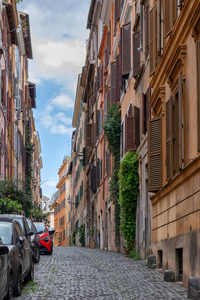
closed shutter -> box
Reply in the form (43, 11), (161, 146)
(107, 87), (111, 109)
(116, 54), (120, 100)
(1, 70), (6, 107)
(149, 6), (157, 76)
(119, 28), (123, 90)
(86, 123), (92, 147)
(3, 21), (7, 50)
(91, 165), (97, 193)
(148, 117), (162, 192)
(197, 39), (200, 151)
(8, 97), (11, 124)
(133, 31), (140, 78)
(115, 0), (120, 23)
(100, 64), (103, 90)
(173, 95), (179, 175)
(85, 147), (90, 164)
(146, 86), (151, 121)
(142, 93), (146, 134)
(125, 106), (140, 151)
(166, 97), (173, 181)
(107, 30), (111, 63)
(178, 73), (183, 169)
(93, 122), (96, 146)
(96, 109), (100, 138)
(121, 121), (124, 157)
(164, 0), (173, 37)
(111, 61), (117, 104)
(145, 2), (149, 57)
(122, 22), (131, 76)
(97, 158), (100, 186)
(93, 79), (96, 104)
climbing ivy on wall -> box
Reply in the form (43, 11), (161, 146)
(102, 104), (121, 249)
(25, 120), (34, 213)
(119, 151), (139, 251)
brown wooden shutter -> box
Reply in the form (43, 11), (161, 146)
(148, 117), (162, 192)
(8, 97), (11, 124)
(145, 2), (149, 57)
(3, 20), (7, 50)
(91, 165), (97, 193)
(107, 87), (111, 110)
(107, 30), (111, 63)
(197, 39), (200, 151)
(149, 6), (157, 76)
(1, 70), (6, 107)
(157, 0), (161, 56)
(122, 22), (131, 76)
(96, 109), (100, 138)
(178, 73), (183, 170)
(86, 123), (92, 147)
(142, 93), (146, 134)
(173, 95), (179, 175)
(164, 0), (173, 38)
(97, 158), (100, 186)
(133, 31), (140, 78)
(125, 106), (140, 151)
(111, 61), (117, 104)
(116, 54), (120, 100)
(115, 0), (120, 23)
(166, 97), (173, 181)
(146, 86), (151, 121)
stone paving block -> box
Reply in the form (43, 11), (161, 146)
(188, 277), (200, 299)
(15, 247), (188, 300)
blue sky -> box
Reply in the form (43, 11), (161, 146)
(18, 0), (90, 199)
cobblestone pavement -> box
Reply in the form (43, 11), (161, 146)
(16, 246), (188, 300)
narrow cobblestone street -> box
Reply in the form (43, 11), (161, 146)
(16, 246), (188, 300)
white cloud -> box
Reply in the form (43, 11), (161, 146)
(50, 125), (73, 136)
(51, 94), (74, 110)
(42, 179), (57, 188)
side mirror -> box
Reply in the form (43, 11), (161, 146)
(48, 228), (56, 235)
(27, 231), (34, 236)
(19, 237), (24, 246)
(36, 230), (43, 235)
(0, 245), (9, 255)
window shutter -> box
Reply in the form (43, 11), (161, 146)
(173, 95), (179, 175)
(125, 106), (140, 151)
(166, 97), (173, 181)
(122, 22), (131, 76)
(146, 86), (151, 121)
(86, 123), (92, 147)
(107, 87), (111, 109)
(178, 73), (183, 170)
(93, 122), (96, 146)
(149, 6), (157, 76)
(197, 39), (200, 151)
(8, 97), (11, 124)
(121, 121), (124, 157)
(97, 158), (100, 186)
(115, 0), (120, 23)
(3, 22), (7, 50)
(97, 67), (100, 91)
(96, 109), (100, 138)
(104, 47), (107, 70)
(148, 117), (162, 192)
(1, 70), (6, 107)
(164, 0), (173, 38)
(91, 165), (97, 193)
(133, 31), (140, 78)
(111, 61), (117, 104)
(100, 64), (103, 90)
(93, 79), (96, 104)
(107, 30), (111, 64)
(116, 54), (120, 100)
(142, 93), (147, 134)
(145, 3), (149, 57)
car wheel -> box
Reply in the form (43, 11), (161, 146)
(25, 257), (34, 283)
(34, 247), (40, 263)
(5, 272), (13, 300)
(13, 268), (22, 296)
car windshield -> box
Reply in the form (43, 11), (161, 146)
(34, 223), (47, 233)
(0, 222), (12, 245)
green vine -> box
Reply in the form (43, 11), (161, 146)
(102, 104), (121, 249)
(25, 120), (34, 210)
(119, 151), (139, 251)
(79, 224), (85, 246)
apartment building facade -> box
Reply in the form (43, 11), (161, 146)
(0, 0), (42, 207)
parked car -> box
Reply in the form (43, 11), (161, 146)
(26, 219), (40, 263)
(0, 244), (12, 300)
(0, 217), (34, 296)
(33, 222), (54, 255)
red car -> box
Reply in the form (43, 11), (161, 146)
(33, 223), (54, 255)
